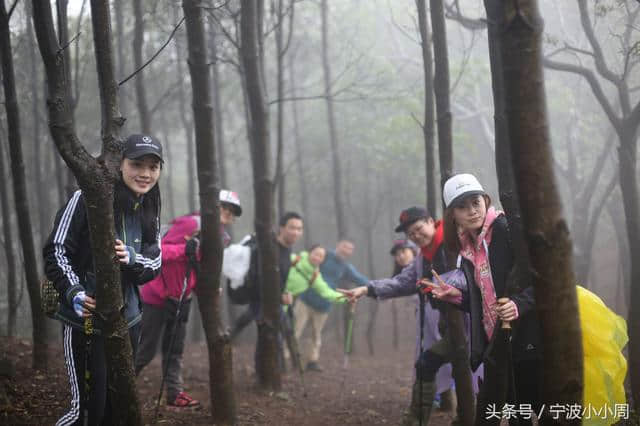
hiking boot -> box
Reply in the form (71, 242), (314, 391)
(168, 391), (200, 408)
(306, 361), (324, 372)
(401, 380), (436, 426)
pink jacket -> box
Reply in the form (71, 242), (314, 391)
(140, 215), (200, 306)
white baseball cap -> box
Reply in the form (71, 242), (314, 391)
(219, 189), (242, 216)
(443, 174), (485, 208)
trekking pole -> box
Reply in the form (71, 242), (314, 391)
(83, 313), (94, 426)
(153, 262), (191, 424)
(285, 307), (308, 398)
(418, 292), (425, 426)
(338, 302), (356, 404)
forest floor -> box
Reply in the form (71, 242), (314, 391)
(0, 303), (457, 425)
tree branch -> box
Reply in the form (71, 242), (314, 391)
(577, 0), (621, 86)
(543, 58), (621, 130)
(444, 0), (486, 30)
(7, 0), (18, 20)
(118, 16), (185, 86)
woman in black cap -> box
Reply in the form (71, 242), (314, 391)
(43, 134), (163, 425)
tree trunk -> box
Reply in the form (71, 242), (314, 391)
(498, 0), (583, 420)
(33, 1), (142, 423)
(209, 20), (228, 190)
(430, 1), (475, 424)
(274, 0), (286, 219)
(320, 0), (347, 239)
(288, 53), (312, 248)
(482, 2), (533, 421)
(158, 116), (176, 219)
(0, 126), (17, 337)
(183, 1), (236, 422)
(26, 2), (48, 244)
(0, 0), (49, 368)
(113, 0), (127, 120)
(618, 124), (640, 409)
(133, 0), (151, 133)
(174, 10), (197, 214)
(430, 0), (453, 197)
(55, 0), (77, 196)
(240, 0), (282, 391)
(416, 0), (436, 216)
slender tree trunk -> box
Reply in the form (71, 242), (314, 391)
(240, 0), (282, 390)
(174, 7), (197, 213)
(320, 0), (347, 239)
(33, 1), (142, 422)
(0, 0), (48, 368)
(430, 0), (452, 196)
(288, 54), (312, 247)
(159, 117), (176, 219)
(26, 2), (48, 244)
(0, 128), (17, 337)
(209, 20), (228, 189)
(113, 0), (127, 120)
(183, 1), (236, 422)
(274, 0), (286, 219)
(416, 0), (436, 216)
(498, 0), (583, 420)
(429, 1), (475, 424)
(618, 124), (640, 408)
(133, 0), (151, 133)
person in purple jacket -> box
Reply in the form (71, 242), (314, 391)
(341, 207), (480, 426)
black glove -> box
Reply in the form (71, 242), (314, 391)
(185, 237), (200, 261)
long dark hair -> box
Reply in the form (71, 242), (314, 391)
(113, 180), (161, 244)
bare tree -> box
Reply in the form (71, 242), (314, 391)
(133, 0), (151, 133)
(543, 0), (640, 406)
(320, 0), (348, 239)
(430, 1), (475, 424)
(0, 122), (17, 337)
(0, 0), (49, 368)
(240, 0), (283, 391)
(499, 0), (583, 418)
(416, 0), (437, 216)
(32, 0), (143, 422)
(183, 1), (236, 422)
(288, 50), (312, 248)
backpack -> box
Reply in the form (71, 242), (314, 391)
(225, 234), (260, 305)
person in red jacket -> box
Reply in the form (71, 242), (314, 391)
(135, 190), (241, 407)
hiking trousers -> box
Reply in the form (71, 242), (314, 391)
(293, 301), (329, 363)
(57, 323), (140, 426)
(135, 300), (191, 402)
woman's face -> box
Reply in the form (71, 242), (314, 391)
(309, 247), (326, 266)
(120, 156), (161, 196)
(220, 205), (236, 225)
(453, 195), (487, 234)
(394, 248), (415, 268)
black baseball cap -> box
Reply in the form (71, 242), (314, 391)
(123, 134), (163, 162)
(395, 206), (430, 233)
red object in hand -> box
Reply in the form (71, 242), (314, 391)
(416, 279), (434, 294)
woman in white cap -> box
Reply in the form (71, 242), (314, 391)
(427, 173), (541, 424)
(44, 134), (164, 425)
(135, 189), (241, 408)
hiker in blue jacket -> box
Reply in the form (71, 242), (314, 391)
(297, 239), (368, 371)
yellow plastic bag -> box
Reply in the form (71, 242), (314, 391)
(578, 285), (628, 425)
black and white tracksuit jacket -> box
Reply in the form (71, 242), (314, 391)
(43, 189), (162, 333)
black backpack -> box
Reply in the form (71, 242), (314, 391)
(226, 235), (260, 305)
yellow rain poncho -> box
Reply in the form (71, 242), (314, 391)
(578, 285), (628, 425)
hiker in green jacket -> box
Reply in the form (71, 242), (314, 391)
(286, 245), (348, 365)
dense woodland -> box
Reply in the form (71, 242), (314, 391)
(0, 0), (638, 425)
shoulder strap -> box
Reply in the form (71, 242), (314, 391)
(309, 270), (319, 286)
